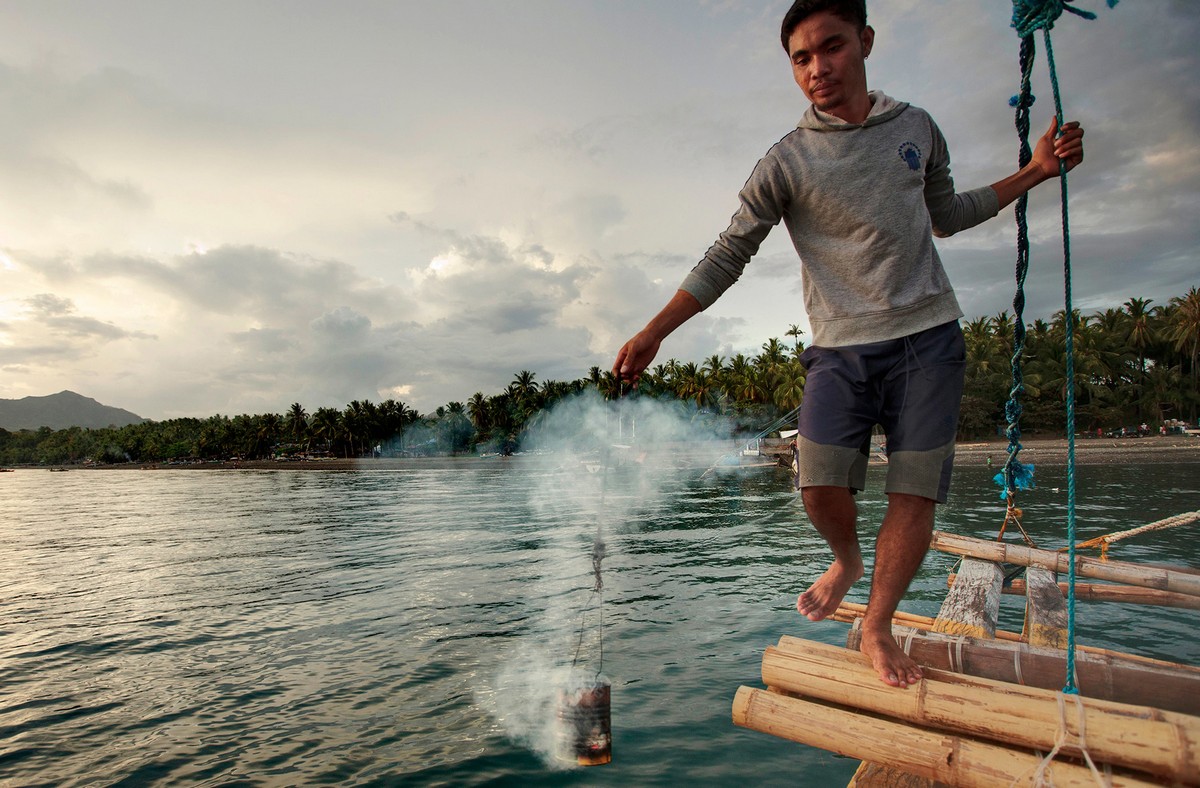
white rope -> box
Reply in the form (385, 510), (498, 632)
(1077, 509), (1200, 549)
(944, 635), (967, 673)
(1021, 693), (1110, 788)
(1013, 649), (1025, 685)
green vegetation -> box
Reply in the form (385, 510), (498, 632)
(1, 288), (1196, 467)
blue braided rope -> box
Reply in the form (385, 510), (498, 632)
(1042, 28), (1082, 696)
(1007, 0), (1117, 696)
(1012, 0), (1117, 36)
(1000, 35), (1037, 503)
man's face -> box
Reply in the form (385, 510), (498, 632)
(787, 10), (874, 122)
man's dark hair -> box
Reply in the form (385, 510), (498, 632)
(780, 0), (868, 52)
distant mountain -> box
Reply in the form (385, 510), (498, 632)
(0, 391), (147, 431)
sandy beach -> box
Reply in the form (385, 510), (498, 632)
(954, 435), (1200, 467)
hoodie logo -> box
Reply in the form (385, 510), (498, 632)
(898, 142), (922, 171)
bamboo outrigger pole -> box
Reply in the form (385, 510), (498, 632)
(931, 531), (1200, 596)
(947, 572), (1200, 610)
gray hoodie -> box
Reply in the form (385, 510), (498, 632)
(679, 92), (999, 347)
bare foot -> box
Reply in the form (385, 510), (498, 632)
(860, 628), (923, 688)
(796, 559), (863, 621)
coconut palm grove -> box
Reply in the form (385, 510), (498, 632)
(2, 288), (1198, 467)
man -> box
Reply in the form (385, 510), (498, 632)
(611, 0), (1084, 688)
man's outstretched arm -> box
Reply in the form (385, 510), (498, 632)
(990, 117), (1085, 210)
(612, 290), (702, 385)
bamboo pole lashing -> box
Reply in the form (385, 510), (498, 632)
(733, 686), (1163, 788)
(759, 638), (1200, 784)
(931, 531), (1200, 597)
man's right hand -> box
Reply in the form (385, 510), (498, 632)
(610, 289), (703, 386)
(612, 331), (662, 385)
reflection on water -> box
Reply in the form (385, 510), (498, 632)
(0, 460), (1196, 786)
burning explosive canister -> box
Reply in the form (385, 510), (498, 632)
(557, 678), (611, 766)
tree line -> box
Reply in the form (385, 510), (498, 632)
(1, 287), (1196, 467)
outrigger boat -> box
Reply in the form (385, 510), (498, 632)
(732, 512), (1200, 787)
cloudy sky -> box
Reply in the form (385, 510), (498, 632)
(1, 1), (1196, 419)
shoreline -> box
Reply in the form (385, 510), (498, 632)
(12, 435), (1200, 472)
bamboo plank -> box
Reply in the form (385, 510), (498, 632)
(836, 625), (1200, 716)
(759, 639), (1200, 784)
(1024, 567), (1069, 648)
(947, 573), (1200, 610)
(931, 558), (1002, 639)
(733, 686), (1162, 787)
(931, 531), (1200, 597)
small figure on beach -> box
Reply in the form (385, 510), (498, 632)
(612, 0), (1083, 688)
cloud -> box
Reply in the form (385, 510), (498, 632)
(0, 1), (1195, 418)
(0, 293), (154, 373)
(23, 292), (154, 341)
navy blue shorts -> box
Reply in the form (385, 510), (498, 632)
(796, 320), (965, 503)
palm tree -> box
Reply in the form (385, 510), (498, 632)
(285, 402), (309, 450)
(757, 337), (788, 369)
(510, 370), (538, 402)
(1166, 287), (1200, 419)
(343, 400), (369, 457)
(467, 392), (489, 440)
(773, 361), (806, 412)
(253, 413), (282, 459)
(785, 324), (806, 359)
(311, 407), (342, 455)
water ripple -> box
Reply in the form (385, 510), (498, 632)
(0, 462), (1195, 785)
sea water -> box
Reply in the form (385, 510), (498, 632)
(1, 458), (1196, 786)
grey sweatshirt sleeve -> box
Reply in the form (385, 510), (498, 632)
(924, 121), (1000, 238)
(679, 153), (789, 310)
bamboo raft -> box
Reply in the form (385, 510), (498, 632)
(732, 526), (1200, 787)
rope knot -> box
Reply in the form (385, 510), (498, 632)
(1011, 0), (1117, 38)
(1009, 92), (1036, 109)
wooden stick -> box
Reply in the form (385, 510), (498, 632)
(831, 601), (1024, 642)
(835, 625), (1200, 717)
(931, 531), (1200, 597)
(759, 639), (1200, 783)
(733, 686), (1162, 787)
(948, 573), (1200, 610)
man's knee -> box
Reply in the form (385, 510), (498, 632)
(802, 485), (856, 515)
(885, 491), (936, 510)
(884, 491), (937, 531)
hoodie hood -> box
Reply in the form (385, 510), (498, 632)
(798, 91), (909, 130)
